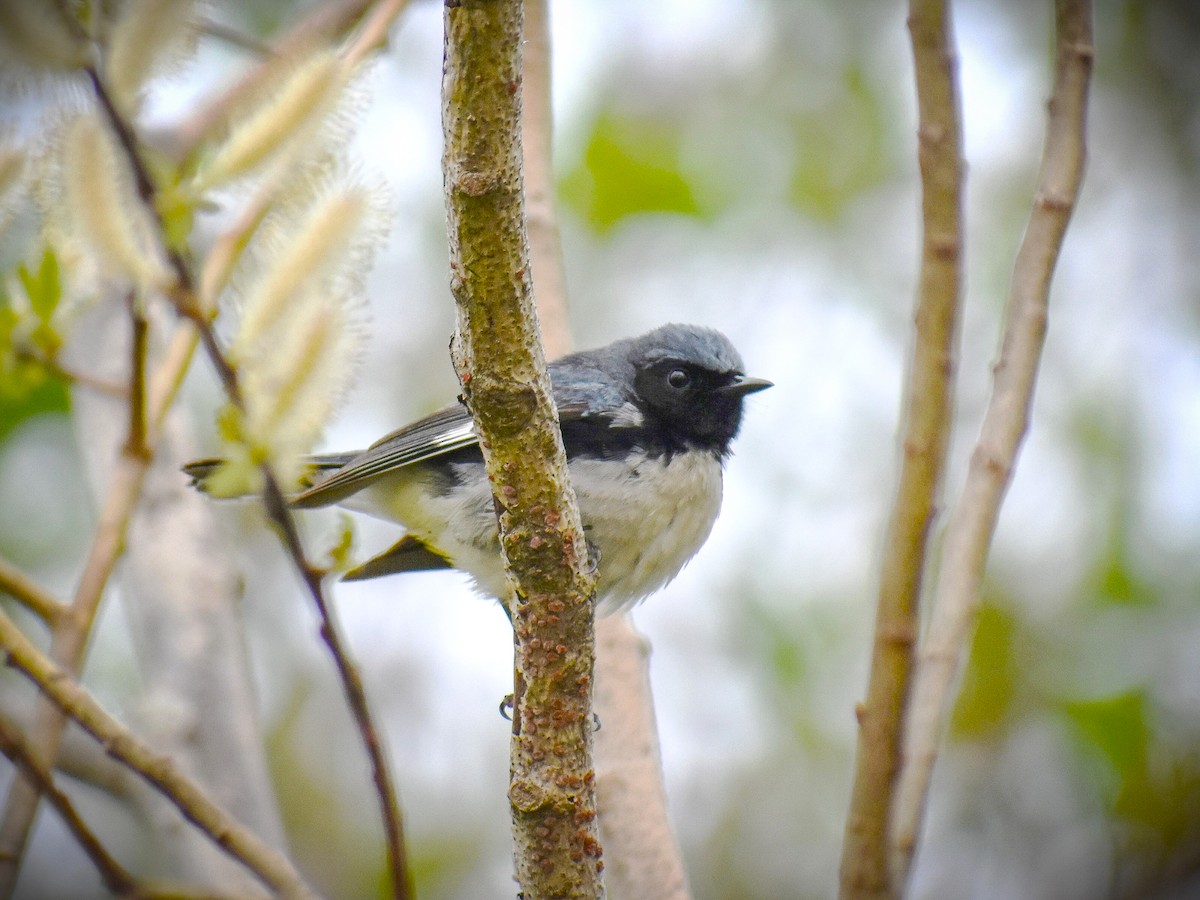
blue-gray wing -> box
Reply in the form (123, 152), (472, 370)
(292, 358), (635, 509)
(291, 404), (478, 508)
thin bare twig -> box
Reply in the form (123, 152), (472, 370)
(838, 1), (964, 897)
(86, 19), (416, 895)
(196, 17), (278, 59)
(0, 717), (247, 900)
(0, 607), (317, 898)
(0, 714), (140, 897)
(891, 0), (1094, 888)
(0, 319), (195, 894)
(127, 290), (149, 455)
(0, 558), (67, 626)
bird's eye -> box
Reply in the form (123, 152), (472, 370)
(667, 368), (691, 389)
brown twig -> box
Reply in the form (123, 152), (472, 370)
(0, 607), (317, 898)
(0, 319), (194, 896)
(442, 1), (603, 896)
(0, 716), (247, 900)
(87, 30), (414, 898)
(0, 328), (194, 892)
(0, 714), (141, 897)
(196, 17), (278, 59)
(891, 0), (1093, 888)
(127, 290), (149, 455)
(838, 1), (965, 897)
(0, 558), (67, 626)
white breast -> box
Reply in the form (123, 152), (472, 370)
(570, 451), (724, 613)
(344, 451), (725, 613)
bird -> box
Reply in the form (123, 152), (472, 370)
(185, 323), (771, 614)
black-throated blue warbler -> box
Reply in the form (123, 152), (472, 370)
(185, 323), (771, 613)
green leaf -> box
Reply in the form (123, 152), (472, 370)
(0, 282), (70, 440)
(559, 112), (702, 233)
(1063, 690), (1149, 794)
(950, 601), (1018, 739)
(16, 247), (61, 322)
(323, 513), (357, 572)
(787, 64), (890, 220)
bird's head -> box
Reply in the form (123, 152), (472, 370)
(628, 324), (772, 457)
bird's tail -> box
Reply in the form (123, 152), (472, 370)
(182, 454), (356, 498)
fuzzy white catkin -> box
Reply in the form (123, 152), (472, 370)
(241, 299), (358, 487)
(198, 50), (346, 189)
(106, 0), (197, 115)
(232, 188), (370, 357)
(61, 115), (170, 290)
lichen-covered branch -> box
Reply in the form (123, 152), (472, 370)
(891, 0), (1094, 888)
(441, 1), (603, 896)
(838, 1), (964, 897)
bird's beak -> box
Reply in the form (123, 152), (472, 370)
(720, 374), (773, 397)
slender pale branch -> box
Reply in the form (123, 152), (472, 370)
(0, 607), (317, 899)
(442, 1), (602, 896)
(520, 0), (571, 358)
(891, 0), (1093, 888)
(0, 717), (141, 897)
(838, 1), (964, 897)
(0, 717), (248, 900)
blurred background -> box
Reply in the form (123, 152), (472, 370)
(2, 0), (1199, 897)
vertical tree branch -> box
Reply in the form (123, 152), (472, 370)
(593, 623), (689, 900)
(519, 3), (687, 894)
(442, 1), (603, 896)
(891, 0), (1093, 888)
(838, 1), (964, 897)
(520, 0), (571, 358)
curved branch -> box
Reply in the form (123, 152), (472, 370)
(0, 607), (317, 898)
(891, 0), (1094, 888)
(0, 322), (197, 896)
